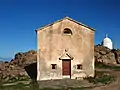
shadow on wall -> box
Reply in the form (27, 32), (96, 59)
(24, 63), (37, 81)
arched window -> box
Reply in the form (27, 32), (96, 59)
(63, 28), (72, 35)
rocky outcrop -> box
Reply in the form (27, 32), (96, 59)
(10, 50), (37, 67)
(94, 44), (118, 65)
(0, 50), (37, 81)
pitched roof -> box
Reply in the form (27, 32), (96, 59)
(36, 16), (95, 32)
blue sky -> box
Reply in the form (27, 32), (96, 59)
(0, 0), (120, 59)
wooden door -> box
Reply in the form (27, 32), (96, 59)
(62, 60), (71, 75)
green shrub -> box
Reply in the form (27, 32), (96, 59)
(85, 71), (115, 84)
(95, 61), (120, 70)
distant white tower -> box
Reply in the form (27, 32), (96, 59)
(102, 34), (113, 49)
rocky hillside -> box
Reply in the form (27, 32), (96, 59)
(95, 44), (120, 64)
(0, 45), (120, 81)
(0, 50), (37, 81)
(10, 50), (37, 67)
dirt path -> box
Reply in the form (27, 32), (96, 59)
(3, 81), (30, 86)
(90, 69), (120, 90)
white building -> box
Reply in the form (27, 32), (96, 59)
(102, 34), (113, 49)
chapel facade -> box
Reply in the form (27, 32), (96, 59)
(36, 17), (95, 81)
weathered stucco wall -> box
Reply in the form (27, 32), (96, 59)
(37, 18), (94, 81)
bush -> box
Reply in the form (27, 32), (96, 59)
(95, 61), (120, 70)
(84, 71), (115, 84)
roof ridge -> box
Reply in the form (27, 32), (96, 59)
(36, 16), (95, 32)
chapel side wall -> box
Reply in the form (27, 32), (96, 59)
(37, 31), (40, 81)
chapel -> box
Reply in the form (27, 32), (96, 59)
(36, 16), (95, 81)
